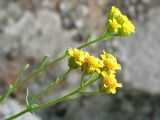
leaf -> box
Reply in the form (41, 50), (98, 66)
(29, 104), (38, 115)
(67, 94), (78, 100)
(25, 88), (29, 106)
(54, 77), (60, 84)
(31, 104), (38, 108)
(9, 84), (13, 89)
(86, 35), (96, 43)
(25, 88), (36, 115)
(64, 49), (69, 57)
(15, 64), (30, 84)
(38, 55), (50, 70)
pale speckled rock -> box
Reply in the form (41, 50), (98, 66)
(3, 8), (79, 59)
(0, 98), (41, 120)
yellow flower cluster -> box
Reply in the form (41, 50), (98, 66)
(100, 51), (122, 94)
(101, 50), (121, 74)
(101, 72), (122, 94)
(68, 48), (89, 68)
(68, 48), (122, 94)
(68, 48), (103, 74)
(107, 6), (135, 36)
(81, 56), (103, 74)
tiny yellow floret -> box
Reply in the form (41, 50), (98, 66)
(81, 56), (103, 74)
(109, 6), (122, 19)
(108, 19), (121, 33)
(101, 72), (122, 94)
(120, 21), (135, 36)
(68, 48), (89, 68)
(107, 6), (135, 36)
(101, 50), (121, 74)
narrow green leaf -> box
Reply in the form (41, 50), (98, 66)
(25, 88), (29, 106)
(64, 49), (69, 57)
(31, 104), (38, 108)
(38, 55), (50, 70)
(29, 104), (38, 115)
(15, 64), (30, 84)
(86, 35), (96, 43)
(9, 84), (13, 89)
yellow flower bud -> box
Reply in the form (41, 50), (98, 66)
(119, 21), (135, 36)
(101, 50), (121, 74)
(81, 56), (103, 74)
(100, 72), (122, 94)
(68, 48), (89, 69)
(107, 6), (135, 36)
(108, 6), (122, 19)
(107, 19), (121, 33)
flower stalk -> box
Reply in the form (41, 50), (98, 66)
(5, 74), (100, 120)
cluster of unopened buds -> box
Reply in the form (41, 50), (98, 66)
(107, 6), (135, 36)
(1, 6), (135, 120)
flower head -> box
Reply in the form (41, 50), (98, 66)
(81, 56), (103, 74)
(107, 6), (135, 36)
(119, 21), (135, 36)
(68, 48), (89, 68)
(101, 72), (122, 94)
(108, 6), (122, 19)
(101, 50), (121, 74)
(107, 19), (121, 33)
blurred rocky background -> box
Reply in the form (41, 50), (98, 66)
(0, 0), (160, 120)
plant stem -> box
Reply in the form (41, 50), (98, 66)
(5, 109), (29, 120)
(0, 86), (13, 103)
(80, 73), (85, 87)
(29, 68), (72, 105)
(32, 74), (100, 111)
(78, 91), (100, 95)
(5, 75), (101, 120)
(16, 55), (67, 88)
(77, 33), (113, 49)
(0, 54), (67, 103)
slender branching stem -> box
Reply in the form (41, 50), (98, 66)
(5, 74), (101, 120)
(29, 68), (72, 106)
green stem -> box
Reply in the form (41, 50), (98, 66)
(77, 33), (113, 49)
(5, 75), (101, 120)
(3, 33), (113, 118)
(33, 88), (81, 111)
(32, 74), (101, 111)
(29, 68), (72, 105)
(0, 86), (13, 103)
(78, 91), (100, 95)
(16, 55), (67, 88)
(5, 109), (29, 120)
(80, 73), (85, 87)
(0, 54), (67, 103)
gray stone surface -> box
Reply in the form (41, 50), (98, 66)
(40, 91), (160, 120)
(0, 98), (41, 120)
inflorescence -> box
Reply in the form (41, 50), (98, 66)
(67, 6), (135, 94)
(68, 48), (122, 94)
(107, 6), (135, 36)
